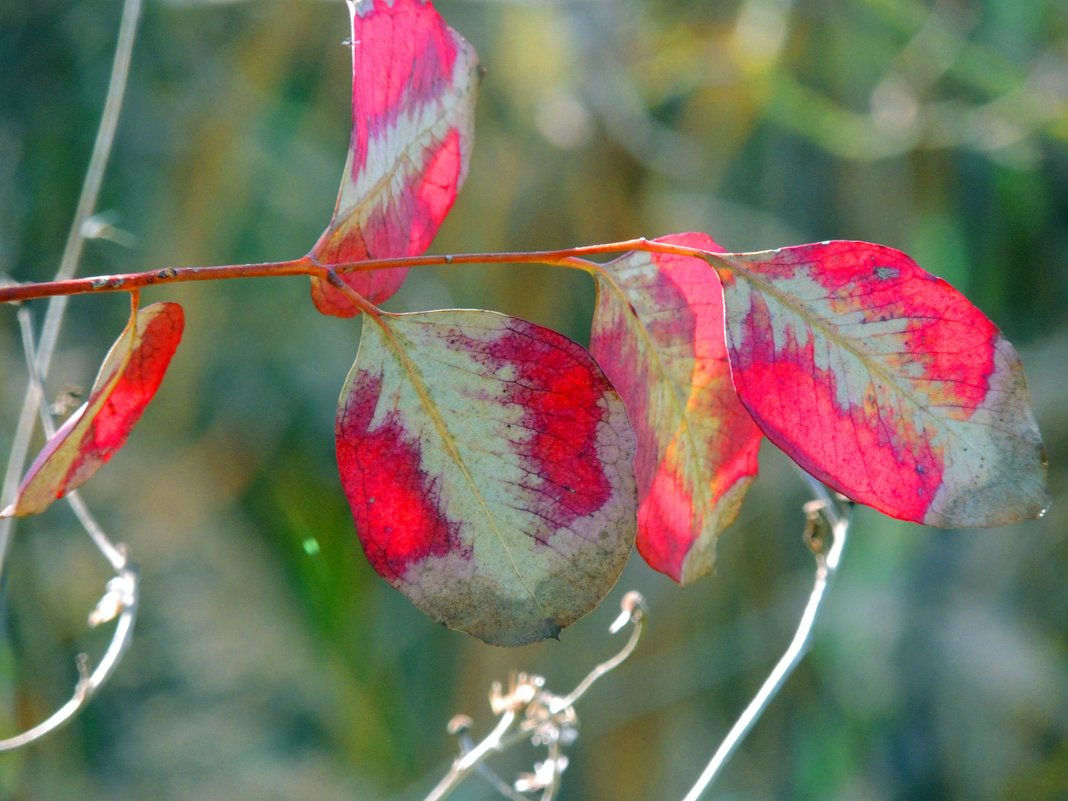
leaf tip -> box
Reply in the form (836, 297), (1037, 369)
(677, 547), (716, 587)
(1023, 476), (1053, 523)
(544, 621), (563, 642)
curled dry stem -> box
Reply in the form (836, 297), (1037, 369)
(679, 488), (852, 801)
(551, 589), (645, 713)
(0, 0), (144, 749)
(424, 591), (646, 801)
(0, 567), (139, 751)
(0, 307), (141, 750)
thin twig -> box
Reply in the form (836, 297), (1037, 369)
(36, 0), (143, 366)
(64, 491), (128, 574)
(679, 491), (851, 801)
(0, 0), (144, 577)
(425, 710), (518, 801)
(456, 730), (530, 801)
(550, 590), (645, 713)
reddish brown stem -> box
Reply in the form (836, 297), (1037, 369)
(0, 239), (722, 305)
(324, 269), (383, 321)
(0, 257), (320, 303)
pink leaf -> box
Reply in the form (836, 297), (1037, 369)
(3, 301), (184, 518)
(336, 310), (636, 645)
(711, 241), (1049, 527)
(309, 0), (479, 317)
(590, 234), (762, 584)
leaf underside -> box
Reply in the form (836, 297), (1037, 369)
(5, 301), (184, 518)
(710, 241), (1050, 527)
(309, 0), (480, 316)
(590, 233), (762, 584)
(335, 309), (637, 645)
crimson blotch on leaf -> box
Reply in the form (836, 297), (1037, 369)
(2, 299), (184, 518)
(308, 0), (479, 317)
(335, 310), (637, 646)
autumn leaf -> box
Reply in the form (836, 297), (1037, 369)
(590, 234), (762, 584)
(335, 310), (636, 645)
(309, 0), (480, 317)
(708, 241), (1050, 527)
(2, 300), (184, 518)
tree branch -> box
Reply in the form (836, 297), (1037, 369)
(0, 238), (736, 305)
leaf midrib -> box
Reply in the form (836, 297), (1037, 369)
(715, 253), (963, 447)
(333, 64), (474, 231)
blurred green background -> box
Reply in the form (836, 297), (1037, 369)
(1, 0), (1066, 799)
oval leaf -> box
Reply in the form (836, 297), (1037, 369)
(3, 301), (184, 518)
(711, 241), (1050, 527)
(590, 233), (762, 584)
(335, 310), (637, 645)
(309, 0), (480, 316)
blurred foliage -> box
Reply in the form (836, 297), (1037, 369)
(1, 0), (1067, 799)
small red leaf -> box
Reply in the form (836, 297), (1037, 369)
(711, 241), (1050, 527)
(309, 0), (479, 316)
(3, 301), (184, 518)
(590, 234), (762, 584)
(336, 310), (636, 645)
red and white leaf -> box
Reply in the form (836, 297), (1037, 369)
(335, 310), (636, 645)
(590, 234), (762, 584)
(3, 301), (184, 518)
(309, 0), (479, 317)
(709, 241), (1050, 527)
